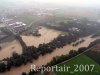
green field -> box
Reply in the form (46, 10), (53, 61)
(15, 16), (34, 25)
(54, 54), (100, 75)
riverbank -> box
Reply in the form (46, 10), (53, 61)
(0, 36), (98, 75)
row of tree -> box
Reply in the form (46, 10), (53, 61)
(25, 47), (87, 75)
(72, 39), (85, 46)
(45, 18), (100, 39)
(0, 33), (81, 72)
(85, 39), (100, 64)
(22, 39), (100, 75)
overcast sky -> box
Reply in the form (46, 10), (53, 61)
(1, 0), (100, 8)
(35, 0), (100, 7)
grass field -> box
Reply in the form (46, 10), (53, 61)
(54, 54), (100, 75)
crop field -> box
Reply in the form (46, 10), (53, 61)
(54, 54), (100, 75)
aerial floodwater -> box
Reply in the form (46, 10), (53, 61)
(0, 40), (22, 60)
(0, 27), (61, 60)
(0, 34), (99, 75)
(21, 27), (62, 47)
(0, 0), (100, 75)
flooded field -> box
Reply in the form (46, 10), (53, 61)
(0, 40), (22, 60)
(0, 27), (62, 60)
(21, 27), (62, 47)
(0, 35), (99, 75)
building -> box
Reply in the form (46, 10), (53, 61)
(1, 18), (28, 34)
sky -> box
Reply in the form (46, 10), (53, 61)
(41, 0), (99, 7)
(23, 0), (100, 7)
(1, 0), (100, 8)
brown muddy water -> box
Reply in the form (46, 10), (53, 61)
(0, 26), (99, 75)
(0, 40), (22, 60)
(0, 35), (99, 75)
(0, 27), (61, 60)
(21, 27), (62, 47)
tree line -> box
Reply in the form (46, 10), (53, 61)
(0, 33), (82, 72)
(23, 39), (100, 75)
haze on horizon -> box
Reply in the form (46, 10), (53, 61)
(0, 0), (100, 8)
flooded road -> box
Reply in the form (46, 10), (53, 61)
(0, 35), (98, 75)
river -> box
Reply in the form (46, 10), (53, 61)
(0, 35), (99, 75)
